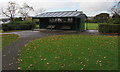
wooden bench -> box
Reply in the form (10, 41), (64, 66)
(61, 26), (71, 29)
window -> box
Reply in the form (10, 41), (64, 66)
(68, 18), (73, 23)
(62, 18), (67, 22)
(57, 18), (62, 22)
(49, 18), (54, 22)
(54, 18), (58, 22)
(49, 18), (73, 23)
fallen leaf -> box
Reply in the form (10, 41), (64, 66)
(3, 55), (6, 56)
(46, 62), (50, 65)
(81, 68), (84, 70)
(30, 64), (33, 66)
(18, 67), (21, 70)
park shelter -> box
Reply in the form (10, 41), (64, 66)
(33, 11), (86, 31)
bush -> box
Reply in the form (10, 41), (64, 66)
(2, 20), (36, 31)
(14, 17), (22, 21)
(99, 24), (120, 33)
(108, 18), (120, 24)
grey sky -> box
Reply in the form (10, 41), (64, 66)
(0, 0), (120, 16)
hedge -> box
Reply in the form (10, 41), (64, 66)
(108, 18), (120, 24)
(99, 24), (120, 33)
(2, 21), (36, 31)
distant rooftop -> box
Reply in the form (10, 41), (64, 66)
(35, 11), (85, 18)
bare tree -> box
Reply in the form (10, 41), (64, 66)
(18, 3), (34, 20)
(2, 2), (19, 22)
(111, 1), (120, 15)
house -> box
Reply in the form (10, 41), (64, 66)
(87, 16), (94, 20)
(33, 11), (86, 31)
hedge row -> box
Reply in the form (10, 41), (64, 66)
(2, 21), (36, 31)
(108, 18), (120, 24)
(99, 24), (120, 33)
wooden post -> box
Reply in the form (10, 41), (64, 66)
(75, 18), (78, 32)
(50, 24), (53, 31)
(86, 23), (88, 30)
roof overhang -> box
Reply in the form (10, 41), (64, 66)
(33, 11), (86, 18)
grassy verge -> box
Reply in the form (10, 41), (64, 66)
(85, 23), (99, 30)
(0, 30), (3, 33)
(20, 35), (118, 70)
(2, 30), (29, 33)
(0, 35), (1, 49)
(1, 34), (19, 48)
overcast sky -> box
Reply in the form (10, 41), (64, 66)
(0, 0), (120, 17)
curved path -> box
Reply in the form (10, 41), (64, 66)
(2, 30), (99, 70)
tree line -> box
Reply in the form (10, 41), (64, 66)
(86, 1), (120, 24)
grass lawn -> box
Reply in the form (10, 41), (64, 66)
(2, 30), (29, 33)
(1, 34), (19, 48)
(0, 30), (3, 33)
(20, 35), (118, 70)
(35, 24), (39, 29)
(85, 23), (99, 30)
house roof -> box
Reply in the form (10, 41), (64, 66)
(35, 11), (85, 18)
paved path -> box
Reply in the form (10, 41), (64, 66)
(2, 30), (99, 70)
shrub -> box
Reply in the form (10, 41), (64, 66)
(99, 24), (120, 33)
(14, 17), (22, 21)
(2, 20), (36, 31)
(108, 18), (120, 24)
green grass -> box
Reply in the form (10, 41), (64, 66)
(34, 24), (40, 29)
(20, 35), (118, 70)
(85, 23), (99, 30)
(2, 30), (29, 33)
(1, 34), (19, 48)
(0, 35), (1, 49)
(0, 30), (3, 33)
(36, 24), (39, 28)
